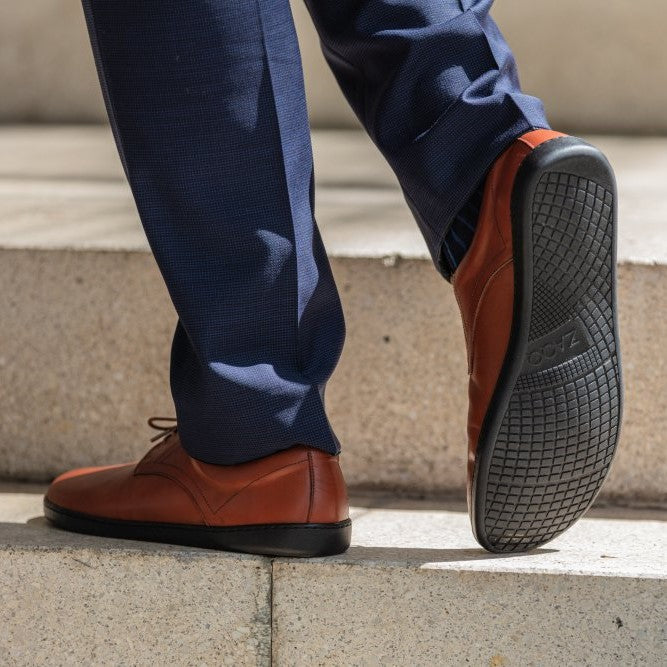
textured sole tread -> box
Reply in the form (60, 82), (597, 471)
(473, 138), (622, 553)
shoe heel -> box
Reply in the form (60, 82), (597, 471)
(210, 520), (353, 558)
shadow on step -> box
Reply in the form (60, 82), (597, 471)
(340, 545), (557, 565)
(0, 518), (558, 563)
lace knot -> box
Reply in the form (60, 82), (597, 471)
(147, 416), (178, 443)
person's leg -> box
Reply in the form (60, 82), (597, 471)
(306, 0), (622, 553)
(44, 0), (351, 557)
(80, 0), (345, 464)
(304, 0), (549, 276)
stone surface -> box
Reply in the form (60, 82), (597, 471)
(1, 249), (664, 503)
(0, 491), (271, 666)
(2, 2), (667, 133)
(2, 487), (664, 666)
(334, 260), (667, 503)
(273, 505), (667, 666)
(1, 128), (666, 264)
(0, 128), (665, 505)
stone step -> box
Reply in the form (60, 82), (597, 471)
(1, 485), (664, 665)
(0, 127), (665, 505)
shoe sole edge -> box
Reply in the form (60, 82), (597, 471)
(43, 498), (352, 557)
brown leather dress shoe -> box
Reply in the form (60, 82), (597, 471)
(44, 419), (351, 557)
(453, 130), (622, 553)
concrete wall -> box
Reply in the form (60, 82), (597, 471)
(1, 1), (666, 133)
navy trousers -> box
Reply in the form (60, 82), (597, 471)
(81, 0), (548, 464)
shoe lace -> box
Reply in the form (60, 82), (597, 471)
(147, 416), (178, 443)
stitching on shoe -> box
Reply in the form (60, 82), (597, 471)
(214, 458), (311, 516)
(142, 457), (310, 516)
(129, 471), (209, 524)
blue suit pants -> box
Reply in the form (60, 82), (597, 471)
(81, 0), (548, 463)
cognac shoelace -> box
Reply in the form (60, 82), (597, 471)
(148, 416), (178, 442)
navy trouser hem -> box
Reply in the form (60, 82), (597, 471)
(175, 387), (341, 465)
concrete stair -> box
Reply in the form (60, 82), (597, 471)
(1, 485), (664, 665)
(0, 126), (666, 506)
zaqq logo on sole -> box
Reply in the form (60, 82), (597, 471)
(521, 319), (592, 374)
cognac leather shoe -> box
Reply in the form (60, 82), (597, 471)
(453, 130), (622, 553)
(44, 419), (351, 557)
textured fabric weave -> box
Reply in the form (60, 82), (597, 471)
(81, 0), (548, 463)
(305, 0), (549, 269)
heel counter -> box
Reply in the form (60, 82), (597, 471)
(219, 458), (312, 525)
(307, 450), (349, 524)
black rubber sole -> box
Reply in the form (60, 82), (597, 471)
(44, 498), (352, 557)
(471, 136), (623, 553)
